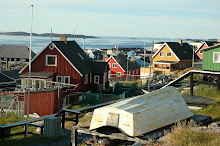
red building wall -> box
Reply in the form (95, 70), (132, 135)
(196, 44), (208, 60)
(24, 89), (63, 116)
(107, 57), (140, 79)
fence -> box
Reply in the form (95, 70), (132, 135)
(65, 83), (136, 106)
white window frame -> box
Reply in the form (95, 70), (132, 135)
(84, 74), (88, 84)
(46, 55), (57, 66)
(213, 52), (220, 63)
(167, 52), (172, 57)
(116, 72), (121, 77)
(64, 76), (70, 87)
(94, 75), (100, 84)
(160, 52), (164, 57)
(112, 63), (117, 68)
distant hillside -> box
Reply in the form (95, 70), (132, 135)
(0, 31), (97, 38)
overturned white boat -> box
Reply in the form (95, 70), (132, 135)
(90, 87), (193, 137)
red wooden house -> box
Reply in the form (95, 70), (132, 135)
(106, 54), (140, 80)
(195, 41), (219, 60)
(19, 36), (109, 95)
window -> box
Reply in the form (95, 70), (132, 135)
(160, 52), (164, 57)
(46, 55), (57, 66)
(94, 75), (100, 84)
(112, 63), (117, 68)
(64, 76), (70, 87)
(84, 74), (88, 84)
(16, 58), (20, 61)
(180, 64), (184, 69)
(133, 71), (135, 74)
(186, 63), (189, 68)
(213, 52), (220, 63)
(116, 72), (121, 77)
(167, 52), (171, 57)
(56, 76), (70, 87)
(56, 76), (63, 83)
(136, 70), (138, 74)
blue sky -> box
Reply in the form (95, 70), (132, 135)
(0, 0), (220, 39)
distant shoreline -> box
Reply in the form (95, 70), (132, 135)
(0, 31), (97, 38)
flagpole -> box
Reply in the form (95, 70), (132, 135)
(26, 5), (33, 137)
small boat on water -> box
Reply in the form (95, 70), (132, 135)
(90, 86), (193, 136)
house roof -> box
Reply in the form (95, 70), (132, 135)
(0, 73), (14, 83)
(1, 69), (20, 80)
(20, 72), (54, 78)
(195, 41), (218, 53)
(200, 43), (220, 53)
(153, 42), (199, 60)
(52, 41), (108, 75)
(0, 45), (35, 59)
(20, 41), (108, 76)
(114, 54), (140, 71)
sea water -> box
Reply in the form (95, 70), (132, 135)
(0, 34), (178, 53)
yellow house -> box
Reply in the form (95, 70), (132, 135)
(141, 41), (200, 75)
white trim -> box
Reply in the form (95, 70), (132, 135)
(195, 42), (206, 53)
(112, 63), (117, 68)
(19, 42), (83, 77)
(159, 52), (164, 57)
(154, 61), (179, 65)
(94, 75), (100, 84)
(213, 52), (220, 63)
(152, 43), (180, 61)
(64, 76), (70, 87)
(106, 56), (126, 72)
(46, 55), (57, 66)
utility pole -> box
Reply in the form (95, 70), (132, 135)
(192, 45), (194, 68)
(116, 43), (118, 82)
(144, 35), (146, 68)
(51, 28), (52, 42)
(148, 41), (154, 92)
(26, 5), (34, 137)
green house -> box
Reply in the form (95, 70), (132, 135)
(201, 43), (220, 71)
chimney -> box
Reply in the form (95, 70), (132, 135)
(179, 39), (183, 45)
(131, 55), (135, 61)
(60, 35), (67, 43)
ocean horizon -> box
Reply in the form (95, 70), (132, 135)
(0, 34), (179, 53)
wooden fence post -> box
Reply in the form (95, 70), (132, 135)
(62, 111), (65, 129)
(71, 126), (77, 146)
(190, 72), (194, 96)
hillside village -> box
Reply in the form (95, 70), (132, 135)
(0, 35), (220, 145)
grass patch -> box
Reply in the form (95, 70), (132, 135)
(119, 80), (143, 86)
(181, 84), (220, 100)
(192, 101), (220, 122)
(165, 122), (220, 146)
(67, 104), (89, 110)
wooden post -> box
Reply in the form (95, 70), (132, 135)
(72, 126), (78, 146)
(24, 124), (27, 137)
(190, 72), (194, 96)
(76, 114), (79, 125)
(62, 111), (65, 129)
(1, 90), (3, 117)
(41, 126), (44, 135)
(58, 84), (60, 115)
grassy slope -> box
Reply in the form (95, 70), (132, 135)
(181, 84), (220, 121)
